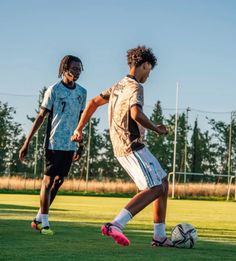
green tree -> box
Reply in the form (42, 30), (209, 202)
(0, 101), (25, 174)
(164, 111), (192, 182)
(146, 101), (173, 172)
(189, 119), (204, 177)
(171, 112), (189, 182)
(146, 101), (189, 175)
(208, 119), (228, 174)
(208, 118), (236, 176)
(188, 118), (218, 182)
(25, 87), (48, 177)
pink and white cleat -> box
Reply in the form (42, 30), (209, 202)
(101, 223), (130, 246)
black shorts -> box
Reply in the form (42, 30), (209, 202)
(44, 149), (74, 177)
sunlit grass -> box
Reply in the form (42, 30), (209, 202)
(0, 194), (236, 260)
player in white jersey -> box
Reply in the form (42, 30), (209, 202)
(72, 46), (173, 247)
(19, 55), (87, 235)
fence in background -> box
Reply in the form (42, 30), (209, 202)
(168, 172), (236, 201)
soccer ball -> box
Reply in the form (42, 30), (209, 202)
(171, 223), (198, 248)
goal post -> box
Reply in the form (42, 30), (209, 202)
(168, 172), (235, 201)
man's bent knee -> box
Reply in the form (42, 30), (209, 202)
(150, 184), (164, 198)
(42, 175), (54, 190)
(162, 177), (169, 194)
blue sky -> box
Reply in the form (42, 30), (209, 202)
(0, 0), (235, 133)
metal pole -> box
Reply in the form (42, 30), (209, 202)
(235, 174), (236, 201)
(184, 107), (190, 183)
(227, 112), (232, 184)
(33, 94), (41, 187)
(172, 82), (179, 199)
(86, 119), (92, 192)
(227, 175), (233, 201)
(230, 111), (236, 201)
(33, 131), (39, 189)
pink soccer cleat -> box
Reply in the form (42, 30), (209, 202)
(101, 223), (130, 246)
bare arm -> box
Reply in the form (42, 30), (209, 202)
(130, 105), (168, 135)
(19, 108), (48, 161)
(72, 110), (85, 161)
(71, 95), (108, 141)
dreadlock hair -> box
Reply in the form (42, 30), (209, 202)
(127, 46), (157, 69)
(58, 55), (84, 78)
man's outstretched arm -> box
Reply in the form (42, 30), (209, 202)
(71, 95), (108, 142)
(19, 108), (49, 161)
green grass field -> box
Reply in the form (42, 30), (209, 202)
(0, 194), (236, 260)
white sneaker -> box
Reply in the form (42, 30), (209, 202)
(151, 237), (174, 247)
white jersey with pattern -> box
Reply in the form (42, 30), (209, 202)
(41, 81), (87, 151)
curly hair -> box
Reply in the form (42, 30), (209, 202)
(127, 46), (157, 69)
(58, 55), (84, 78)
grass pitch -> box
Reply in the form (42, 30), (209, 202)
(0, 194), (236, 260)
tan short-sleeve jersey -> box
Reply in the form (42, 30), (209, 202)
(100, 76), (145, 157)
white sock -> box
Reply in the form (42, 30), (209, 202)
(154, 223), (166, 239)
(41, 214), (50, 228)
(35, 210), (42, 222)
(112, 208), (133, 230)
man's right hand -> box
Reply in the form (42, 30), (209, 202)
(71, 129), (83, 142)
(156, 124), (168, 135)
(19, 143), (29, 162)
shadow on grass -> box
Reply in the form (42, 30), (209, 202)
(127, 223), (236, 242)
(0, 203), (68, 212)
(0, 219), (236, 261)
(0, 189), (135, 198)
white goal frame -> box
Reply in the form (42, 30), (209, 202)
(168, 172), (235, 201)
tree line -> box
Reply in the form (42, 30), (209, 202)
(0, 89), (235, 183)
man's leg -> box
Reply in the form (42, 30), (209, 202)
(35, 176), (64, 219)
(32, 149), (55, 231)
(152, 178), (173, 246)
(32, 176), (65, 235)
(111, 184), (164, 228)
(32, 175), (54, 231)
(49, 176), (64, 206)
(31, 175), (55, 235)
(125, 185), (163, 215)
(153, 178), (168, 225)
(102, 147), (171, 246)
(102, 184), (164, 246)
(38, 175), (55, 235)
(47, 150), (73, 206)
(40, 175), (54, 214)
(32, 150), (72, 233)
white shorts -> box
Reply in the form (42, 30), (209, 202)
(117, 147), (167, 191)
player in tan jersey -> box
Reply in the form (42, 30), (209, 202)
(72, 46), (173, 247)
(100, 76), (145, 157)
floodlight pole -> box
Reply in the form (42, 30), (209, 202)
(33, 95), (41, 184)
(227, 114), (232, 184)
(33, 131), (39, 189)
(33, 131), (39, 177)
(86, 119), (92, 192)
(184, 107), (190, 183)
(233, 112), (236, 201)
(227, 111), (236, 183)
(172, 82), (179, 199)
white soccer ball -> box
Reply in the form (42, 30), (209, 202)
(171, 223), (198, 248)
